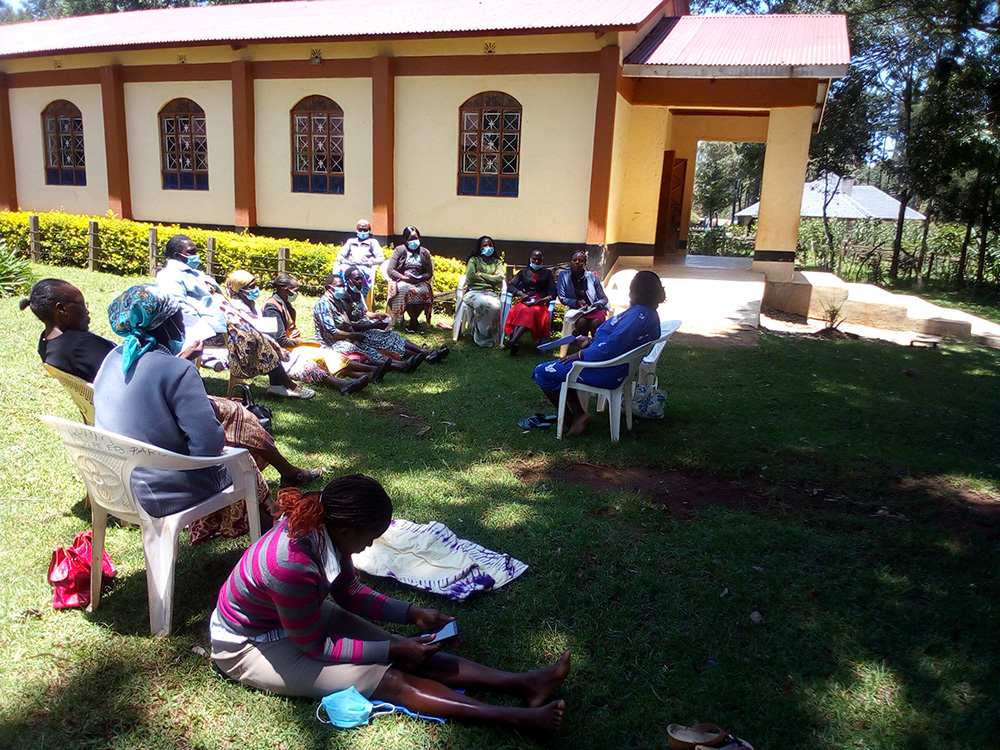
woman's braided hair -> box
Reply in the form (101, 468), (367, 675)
(19, 278), (73, 322)
(273, 474), (393, 540)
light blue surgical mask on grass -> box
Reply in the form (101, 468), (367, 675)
(481, 245), (494, 257)
(245, 288), (261, 301)
(316, 686), (395, 729)
(406, 240), (420, 251)
(357, 231), (371, 241)
(529, 261), (543, 271)
(185, 254), (201, 270)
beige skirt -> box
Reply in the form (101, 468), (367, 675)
(211, 601), (398, 699)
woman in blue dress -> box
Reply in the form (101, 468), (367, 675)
(531, 270), (665, 437)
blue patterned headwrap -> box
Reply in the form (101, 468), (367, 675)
(107, 284), (180, 378)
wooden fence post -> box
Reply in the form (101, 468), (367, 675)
(87, 220), (98, 271)
(278, 246), (289, 274)
(148, 227), (158, 276)
(206, 236), (215, 277)
(29, 214), (40, 262)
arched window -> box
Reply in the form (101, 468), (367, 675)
(291, 96), (345, 194)
(458, 91), (521, 198)
(159, 98), (208, 191)
(42, 100), (86, 186)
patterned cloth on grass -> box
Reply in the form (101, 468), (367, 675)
(354, 520), (528, 601)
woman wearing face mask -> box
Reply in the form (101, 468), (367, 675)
(155, 233), (229, 347)
(93, 285), (253, 519)
(556, 250), (609, 339)
(460, 236), (505, 347)
(210, 474), (570, 733)
(258, 273), (370, 396)
(335, 219), (383, 289)
(386, 226), (434, 334)
(502, 249), (556, 356)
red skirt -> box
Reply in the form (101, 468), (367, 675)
(503, 301), (551, 339)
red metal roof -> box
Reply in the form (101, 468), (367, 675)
(625, 14), (850, 74)
(0, 0), (669, 59)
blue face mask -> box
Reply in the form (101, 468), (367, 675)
(185, 254), (201, 270)
(481, 245), (494, 257)
(287, 291), (298, 302)
(167, 338), (184, 356)
(245, 288), (260, 301)
(529, 261), (543, 271)
(316, 686), (395, 729)
(332, 287), (348, 300)
(357, 231), (371, 241)
(406, 240), (420, 252)
(349, 284), (364, 295)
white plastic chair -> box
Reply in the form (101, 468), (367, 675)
(378, 258), (395, 324)
(453, 275), (507, 344)
(39, 415), (261, 637)
(43, 364), (95, 425)
(556, 327), (677, 442)
(637, 319), (682, 389)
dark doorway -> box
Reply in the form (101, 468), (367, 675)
(655, 151), (687, 258)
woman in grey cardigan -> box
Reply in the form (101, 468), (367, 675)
(93, 284), (234, 518)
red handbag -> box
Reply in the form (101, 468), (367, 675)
(47, 531), (117, 610)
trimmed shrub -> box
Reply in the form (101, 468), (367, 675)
(0, 241), (35, 297)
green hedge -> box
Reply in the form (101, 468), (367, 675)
(0, 210), (468, 304)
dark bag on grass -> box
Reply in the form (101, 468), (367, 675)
(232, 383), (273, 434)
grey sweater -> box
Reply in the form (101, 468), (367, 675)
(93, 345), (230, 517)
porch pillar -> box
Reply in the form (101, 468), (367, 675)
(753, 106), (813, 281)
(0, 73), (18, 212)
(100, 65), (132, 219)
(231, 60), (257, 230)
(371, 56), (395, 240)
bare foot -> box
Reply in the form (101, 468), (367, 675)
(566, 412), (591, 437)
(514, 700), (566, 733)
(524, 650), (571, 707)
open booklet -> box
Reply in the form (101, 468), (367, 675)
(537, 335), (578, 352)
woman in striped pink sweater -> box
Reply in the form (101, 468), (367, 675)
(211, 474), (570, 732)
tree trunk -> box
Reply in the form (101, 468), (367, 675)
(975, 181), (993, 286)
(915, 210), (931, 289)
(889, 186), (909, 280)
(957, 167), (984, 287)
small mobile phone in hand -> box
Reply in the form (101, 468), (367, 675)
(425, 620), (458, 643)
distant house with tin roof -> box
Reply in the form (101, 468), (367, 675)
(736, 175), (925, 223)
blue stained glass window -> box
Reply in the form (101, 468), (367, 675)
(42, 100), (86, 187)
(163, 172), (179, 190)
(180, 172), (194, 190)
(159, 99), (208, 191)
(329, 176), (345, 194)
(457, 91), (520, 198)
(292, 174), (310, 193)
(310, 174), (328, 193)
(291, 96), (346, 194)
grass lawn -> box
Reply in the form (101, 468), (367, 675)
(3, 264), (1000, 749)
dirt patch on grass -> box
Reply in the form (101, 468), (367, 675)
(894, 475), (1000, 536)
(511, 457), (1000, 535)
(511, 457), (772, 519)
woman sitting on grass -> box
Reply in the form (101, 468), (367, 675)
(210, 474), (570, 732)
(532, 270), (664, 437)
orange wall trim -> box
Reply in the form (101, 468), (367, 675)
(255, 58), (371, 79)
(370, 56), (394, 238)
(0, 73), (17, 211)
(7, 68), (101, 88)
(630, 77), (820, 108)
(100, 65), (132, 219)
(231, 60), (256, 229)
(586, 45), (619, 246)
(121, 63), (231, 83)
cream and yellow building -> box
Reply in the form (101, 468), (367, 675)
(0, 0), (850, 277)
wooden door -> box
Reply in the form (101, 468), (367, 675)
(654, 152), (687, 257)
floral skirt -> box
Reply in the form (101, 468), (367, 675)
(388, 280), (433, 320)
(226, 315), (281, 379)
(188, 396), (272, 545)
(359, 328), (407, 361)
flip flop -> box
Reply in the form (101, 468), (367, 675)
(287, 468), (323, 487)
(518, 413), (553, 429)
(696, 740), (753, 750)
(668, 724), (728, 750)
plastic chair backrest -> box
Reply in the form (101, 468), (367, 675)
(643, 320), (682, 366)
(43, 364), (96, 426)
(38, 415), (230, 520)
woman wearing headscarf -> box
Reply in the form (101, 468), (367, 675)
(461, 235), (505, 347)
(94, 285), (268, 523)
(386, 226), (434, 333)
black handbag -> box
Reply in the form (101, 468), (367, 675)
(232, 383), (273, 434)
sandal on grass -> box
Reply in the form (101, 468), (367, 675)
(668, 724), (728, 750)
(696, 739), (753, 750)
(286, 468), (323, 487)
